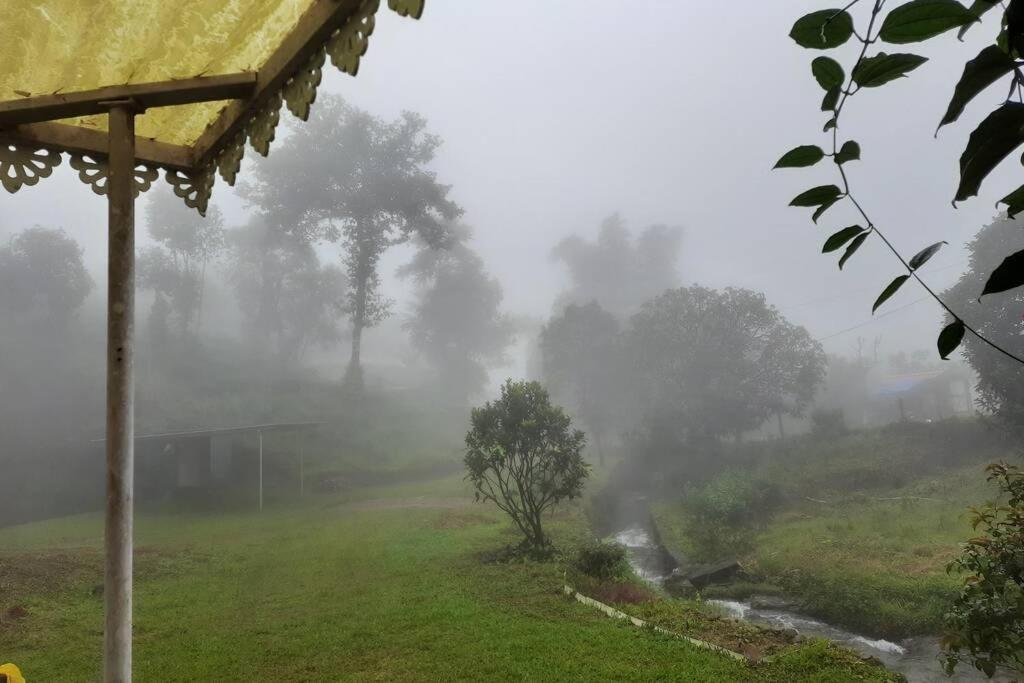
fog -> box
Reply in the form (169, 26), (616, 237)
(3, 3), (1024, 679)
(0, 0), (1015, 546)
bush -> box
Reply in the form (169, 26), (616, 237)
(681, 471), (782, 560)
(573, 542), (629, 580)
(810, 408), (847, 438)
(943, 462), (1024, 677)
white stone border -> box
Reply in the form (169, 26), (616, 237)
(563, 585), (747, 662)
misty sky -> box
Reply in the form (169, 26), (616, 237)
(0, 1), (1014, 362)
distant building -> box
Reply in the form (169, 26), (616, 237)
(127, 423), (318, 510)
(869, 369), (973, 424)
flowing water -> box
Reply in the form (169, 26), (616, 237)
(608, 494), (1017, 683)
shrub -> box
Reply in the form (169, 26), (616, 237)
(943, 462), (1024, 677)
(573, 542), (629, 580)
(810, 408), (847, 438)
(681, 471), (782, 560)
(465, 380), (589, 550)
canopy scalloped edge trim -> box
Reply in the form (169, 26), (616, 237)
(0, 0), (423, 216)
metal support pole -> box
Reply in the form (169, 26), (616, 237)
(258, 430), (264, 512)
(299, 446), (304, 498)
(104, 103), (136, 683)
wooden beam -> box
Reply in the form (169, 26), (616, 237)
(0, 121), (193, 170)
(0, 73), (257, 128)
(192, 0), (363, 165)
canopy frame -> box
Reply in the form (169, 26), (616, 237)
(0, 1), (424, 681)
(0, 0), (423, 216)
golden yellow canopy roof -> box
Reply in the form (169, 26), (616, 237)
(0, 0), (424, 212)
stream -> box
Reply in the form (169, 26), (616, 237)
(608, 493), (1017, 683)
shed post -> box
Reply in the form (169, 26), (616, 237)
(258, 430), (264, 511)
(104, 102), (137, 683)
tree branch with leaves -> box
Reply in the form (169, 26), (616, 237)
(779, 0), (1024, 364)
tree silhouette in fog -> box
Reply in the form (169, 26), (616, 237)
(551, 213), (681, 317)
(944, 216), (1024, 426)
(245, 95), (462, 387)
(628, 286), (826, 445)
(0, 227), (92, 328)
(539, 301), (623, 464)
(138, 189), (225, 340)
(399, 224), (513, 402)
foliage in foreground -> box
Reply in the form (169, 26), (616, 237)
(944, 462), (1024, 677)
(781, 0), (1024, 363)
(465, 380), (589, 550)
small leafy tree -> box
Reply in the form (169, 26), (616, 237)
(464, 380), (589, 551)
(943, 462), (1024, 677)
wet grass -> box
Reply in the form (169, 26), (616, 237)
(654, 457), (1006, 640)
(0, 475), (897, 681)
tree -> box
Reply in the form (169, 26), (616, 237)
(0, 227), (92, 328)
(779, 1), (1024, 364)
(539, 301), (623, 463)
(943, 462), (1024, 677)
(465, 380), (589, 551)
(228, 217), (348, 366)
(140, 189), (225, 338)
(945, 216), (1024, 424)
(628, 286), (826, 445)
(244, 95), (462, 386)
(398, 225), (514, 401)
(552, 213), (682, 317)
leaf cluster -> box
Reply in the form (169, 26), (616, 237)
(943, 462), (1024, 676)
(780, 0), (1024, 363)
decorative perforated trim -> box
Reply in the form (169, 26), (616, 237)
(0, 0), (424, 217)
(68, 154), (159, 197)
(166, 165), (216, 216)
(0, 143), (61, 193)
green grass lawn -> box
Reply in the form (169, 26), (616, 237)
(1, 475), (895, 681)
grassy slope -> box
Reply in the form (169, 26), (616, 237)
(0, 475), (894, 681)
(653, 421), (1016, 639)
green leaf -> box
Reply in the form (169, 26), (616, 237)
(938, 319), (966, 359)
(839, 232), (869, 269)
(790, 9), (856, 49)
(999, 183), (1024, 218)
(938, 46), (1017, 130)
(835, 140), (861, 164)
(1008, 0), (1024, 57)
(790, 184), (842, 207)
(909, 241), (947, 269)
(813, 198), (840, 223)
(812, 57), (846, 89)
(873, 274), (911, 312)
(823, 225), (867, 252)
(824, 117), (838, 131)
(853, 52), (929, 87)
(879, 0), (978, 44)
(956, 102), (1024, 203)
(981, 248), (1024, 296)
(774, 145), (825, 168)
(959, 1), (1000, 40)
(822, 86), (842, 111)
